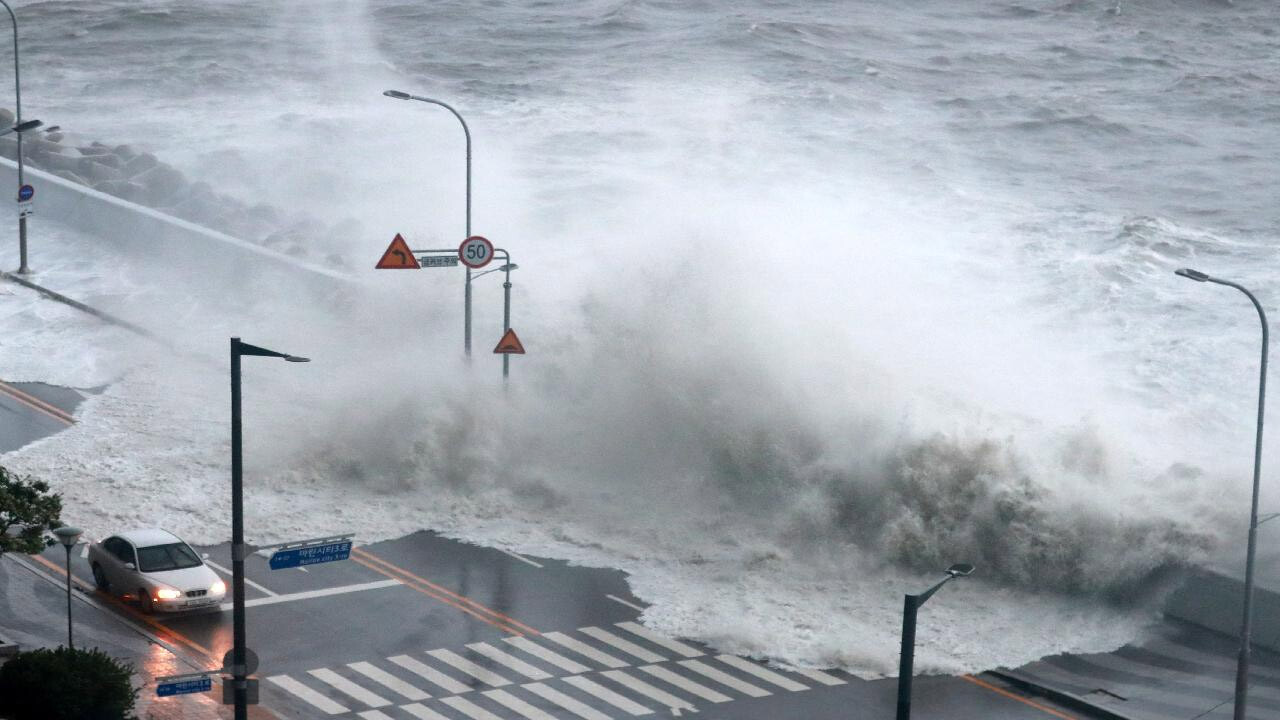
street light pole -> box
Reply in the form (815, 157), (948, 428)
(229, 338), (309, 720)
(896, 563), (974, 720)
(383, 89), (474, 360)
(1175, 267), (1268, 720)
(471, 252), (517, 382)
(0, 0), (28, 274)
(53, 526), (82, 650)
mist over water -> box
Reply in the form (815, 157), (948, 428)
(3, 0), (1278, 675)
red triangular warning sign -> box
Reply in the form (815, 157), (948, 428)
(375, 233), (420, 269)
(494, 328), (525, 354)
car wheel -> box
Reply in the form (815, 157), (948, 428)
(138, 588), (154, 614)
(91, 563), (109, 591)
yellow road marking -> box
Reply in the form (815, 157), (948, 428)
(0, 380), (75, 425)
(962, 674), (1078, 720)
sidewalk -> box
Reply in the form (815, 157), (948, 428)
(0, 552), (274, 720)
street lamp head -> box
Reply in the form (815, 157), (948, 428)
(283, 355), (310, 363)
(383, 90), (412, 100)
(53, 526), (83, 548)
(499, 263), (518, 272)
(12, 118), (42, 133)
(945, 563), (975, 578)
(1175, 268), (1211, 282)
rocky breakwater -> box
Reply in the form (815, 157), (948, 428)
(0, 108), (354, 269)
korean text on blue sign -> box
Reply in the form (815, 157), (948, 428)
(269, 540), (353, 570)
(157, 676), (212, 697)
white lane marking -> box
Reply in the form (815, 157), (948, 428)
(523, 681), (614, 720)
(714, 656), (808, 691)
(563, 675), (654, 716)
(601, 670), (697, 713)
(387, 655), (472, 694)
(616, 622), (701, 658)
(790, 667), (845, 686)
(441, 695), (506, 720)
(499, 549), (544, 568)
(581, 627), (666, 663)
(466, 642), (552, 680)
(484, 688), (558, 719)
(427, 649), (512, 687)
(348, 661), (430, 700)
(678, 659), (770, 697)
(544, 631), (629, 668)
(401, 703), (453, 720)
(309, 668), (391, 708)
(265, 675), (350, 714)
(204, 558), (279, 597)
(639, 665), (730, 703)
(358, 711), (395, 720)
(503, 636), (590, 674)
(218, 579), (399, 611)
(606, 594), (645, 612)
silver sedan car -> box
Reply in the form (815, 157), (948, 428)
(88, 528), (225, 613)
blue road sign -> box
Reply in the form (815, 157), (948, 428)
(269, 540), (352, 570)
(157, 676), (212, 697)
(17, 184), (32, 202)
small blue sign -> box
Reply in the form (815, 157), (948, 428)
(269, 540), (352, 570)
(157, 676), (212, 697)
(17, 184), (32, 202)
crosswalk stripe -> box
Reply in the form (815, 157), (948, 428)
(638, 664), (731, 703)
(544, 631), (629, 668)
(715, 655), (808, 691)
(563, 675), (654, 716)
(348, 661), (430, 701)
(484, 688), (559, 719)
(388, 655), (473, 694)
(401, 702), (453, 720)
(357, 711), (395, 720)
(790, 667), (845, 686)
(504, 636), (591, 674)
(581, 627), (666, 663)
(523, 681), (615, 720)
(601, 670), (697, 713)
(441, 695), (506, 720)
(427, 649), (513, 687)
(615, 622), (702, 658)
(265, 675), (350, 714)
(467, 642), (554, 680)
(309, 668), (392, 708)
(678, 659), (771, 697)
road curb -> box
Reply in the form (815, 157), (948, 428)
(986, 669), (1138, 720)
(1, 270), (157, 340)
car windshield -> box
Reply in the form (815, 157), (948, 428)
(136, 543), (202, 573)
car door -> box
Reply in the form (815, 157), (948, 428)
(97, 537), (123, 586)
(107, 538), (138, 589)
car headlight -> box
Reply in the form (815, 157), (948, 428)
(211, 580), (226, 594)
(156, 587), (182, 600)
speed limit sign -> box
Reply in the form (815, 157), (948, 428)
(458, 235), (494, 269)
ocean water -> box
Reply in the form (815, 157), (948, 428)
(3, 0), (1279, 676)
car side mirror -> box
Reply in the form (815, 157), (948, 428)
(124, 562), (136, 571)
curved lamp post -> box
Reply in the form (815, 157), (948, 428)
(896, 562), (975, 720)
(383, 89), (475, 360)
(0, 0), (29, 274)
(1175, 267), (1268, 720)
(52, 526), (83, 649)
(229, 338), (309, 720)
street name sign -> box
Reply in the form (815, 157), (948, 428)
(268, 538), (353, 570)
(375, 233), (420, 269)
(458, 235), (494, 269)
(420, 255), (458, 268)
(157, 673), (212, 697)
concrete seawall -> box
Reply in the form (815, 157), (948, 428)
(0, 157), (351, 295)
(1164, 568), (1280, 652)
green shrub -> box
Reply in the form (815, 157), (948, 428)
(0, 646), (137, 720)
